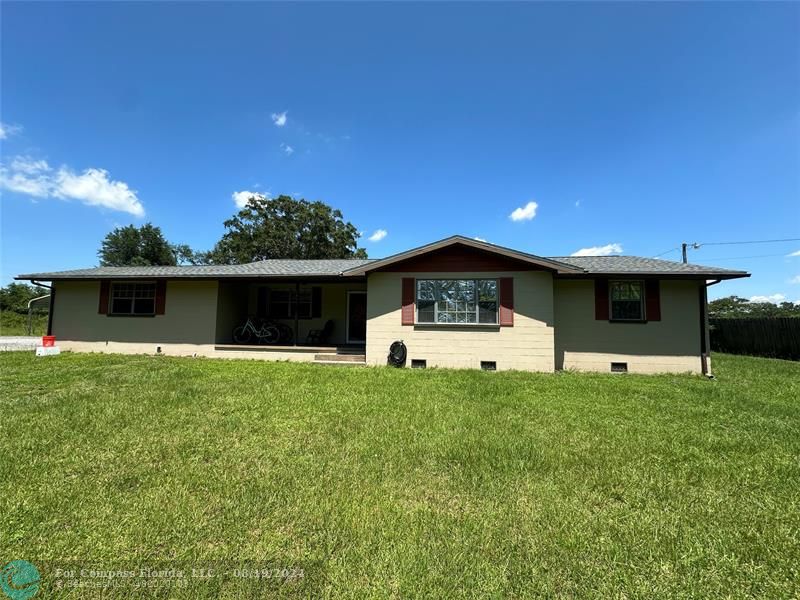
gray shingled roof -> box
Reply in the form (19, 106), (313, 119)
(16, 254), (748, 281)
(550, 256), (748, 277)
(16, 259), (376, 280)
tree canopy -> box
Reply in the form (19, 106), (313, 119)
(98, 223), (190, 266)
(95, 196), (366, 267)
(0, 282), (50, 313)
(708, 295), (800, 319)
(201, 195), (367, 264)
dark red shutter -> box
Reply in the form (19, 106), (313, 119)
(155, 280), (167, 315)
(499, 278), (514, 326)
(98, 280), (110, 314)
(645, 280), (661, 321)
(401, 278), (415, 325)
(311, 287), (322, 318)
(595, 279), (609, 320)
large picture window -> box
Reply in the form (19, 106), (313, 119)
(416, 279), (498, 324)
(110, 282), (156, 315)
(610, 281), (644, 321)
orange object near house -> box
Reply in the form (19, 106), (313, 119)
(42, 336), (56, 347)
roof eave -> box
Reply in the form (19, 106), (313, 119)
(15, 273), (366, 281)
(554, 272), (750, 280)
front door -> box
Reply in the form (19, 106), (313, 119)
(347, 292), (367, 343)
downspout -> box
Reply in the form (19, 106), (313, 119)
(700, 279), (721, 378)
(32, 280), (55, 336)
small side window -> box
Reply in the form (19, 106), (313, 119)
(609, 281), (644, 321)
(110, 282), (156, 316)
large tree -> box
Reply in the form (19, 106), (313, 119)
(203, 195), (367, 264)
(99, 223), (195, 266)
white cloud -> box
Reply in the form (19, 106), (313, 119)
(571, 243), (623, 257)
(509, 201), (538, 222)
(0, 157), (52, 197)
(232, 190), (269, 209)
(11, 156), (49, 175)
(790, 275), (800, 285)
(0, 156), (144, 216)
(749, 294), (786, 304)
(271, 111), (287, 127)
(368, 229), (387, 242)
(54, 168), (144, 216)
(788, 250), (800, 257)
(0, 122), (22, 139)
(281, 143), (294, 156)
(574, 200), (581, 208)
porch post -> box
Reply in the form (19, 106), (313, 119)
(294, 281), (300, 346)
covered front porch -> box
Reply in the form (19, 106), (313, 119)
(213, 278), (367, 362)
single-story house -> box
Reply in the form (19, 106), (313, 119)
(16, 235), (749, 374)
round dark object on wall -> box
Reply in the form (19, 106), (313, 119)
(388, 340), (407, 367)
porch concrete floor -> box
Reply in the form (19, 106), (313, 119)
(214, 343), (365, 354)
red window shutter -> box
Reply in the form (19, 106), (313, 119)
(645, 280), (661, 321)
(98, 280), (110, 314)
(155, 280), (167, 315)
(594, 279), (609, 320)
(401, 278), (415, 325)
(499, 277), (514, 326)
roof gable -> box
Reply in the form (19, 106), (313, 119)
(341, 236), (583, 276)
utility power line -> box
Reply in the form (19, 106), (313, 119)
(680, 237), (800, 263)
(695, 253), (790, 262)
(653, 238), (799, 262)
(652, 247), (680, 259)
(694, 237), (800, 247)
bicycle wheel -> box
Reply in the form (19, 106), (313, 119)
(233, 326), (253, 344)
(261, 326), (281, 345)
(277, 322), (294, 344)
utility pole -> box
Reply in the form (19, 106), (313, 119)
(682, 242), (701, 263)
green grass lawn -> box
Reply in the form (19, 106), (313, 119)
(1, 353), (798, 598)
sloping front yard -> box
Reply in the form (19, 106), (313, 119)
(0, 352), (798, 598)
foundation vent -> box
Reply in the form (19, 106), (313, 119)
(411, 359), (427, 369)
(610, 362), (628, 373)
(480, 361), (497, 371)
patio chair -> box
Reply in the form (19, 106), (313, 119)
(306, 319), (334, 345)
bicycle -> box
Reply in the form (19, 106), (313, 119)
(233, 316), (280, 345)
(232, 316), (295, 345)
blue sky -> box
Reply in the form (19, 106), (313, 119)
(1, 2), (798, 300)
